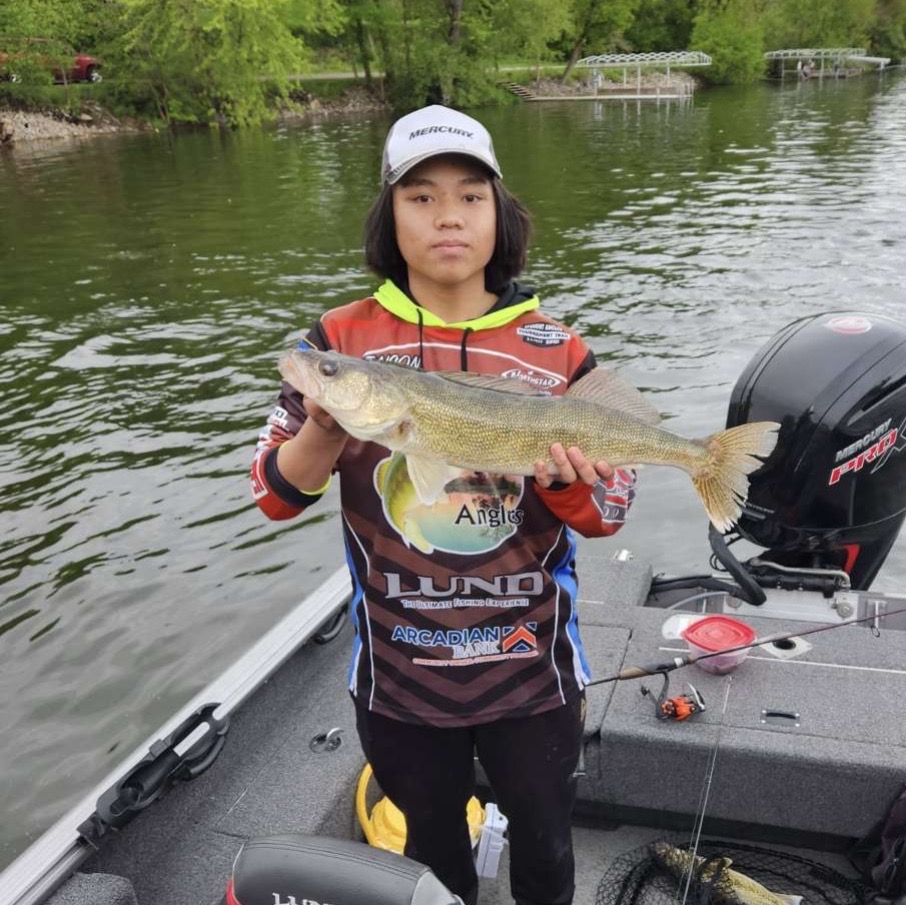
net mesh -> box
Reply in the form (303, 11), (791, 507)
(595, 838), (867, 905)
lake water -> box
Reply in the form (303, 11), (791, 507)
(1, 73), (905, 869)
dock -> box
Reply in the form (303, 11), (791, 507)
(765, 47), (891, 80)
(500, 51), (709, 103)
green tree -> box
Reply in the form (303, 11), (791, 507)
(761, 0), (875, 48)
(869, 0), (906, 59)
(0, 0), (85, 44)
(372, 0), (450, 107)
(283, 0), (346, 35)
(625, 0), (698, 51)
(487, 0), (573, 77)
(0, 0), (93, 88)
(561, 0), (641, 81)
(691, 0), (766, 82)
(336, 0), (503, 109)
(106, 0), (304, 127)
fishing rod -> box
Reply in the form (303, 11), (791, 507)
(585, 604), (906, 688)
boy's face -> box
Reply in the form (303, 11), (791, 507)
(392, 155), (497, 294)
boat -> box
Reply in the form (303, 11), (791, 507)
(2, 310), (905, 905)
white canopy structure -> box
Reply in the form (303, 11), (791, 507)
(764, 48), (866, 60)
(577, 51), (712, 68)
(575, 51), (711, 97)
(764, 48), (891, 73)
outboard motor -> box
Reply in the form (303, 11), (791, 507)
(726, 311), (906, 590)
(227, 834), (463, 905)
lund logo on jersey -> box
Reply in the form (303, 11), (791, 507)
(502, 624), (537, 654)
(384, 571), (544, 599)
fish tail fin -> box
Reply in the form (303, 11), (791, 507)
(691, 421), (780, 532)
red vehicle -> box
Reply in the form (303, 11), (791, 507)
(0, 37), (102, 83)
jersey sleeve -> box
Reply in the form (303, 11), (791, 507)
(534, 467), (637, 537)
(250, 322), (334, 521)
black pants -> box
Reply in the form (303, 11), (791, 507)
(355, 696), (585, 905)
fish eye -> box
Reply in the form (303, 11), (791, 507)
(319, 358), (339, 377)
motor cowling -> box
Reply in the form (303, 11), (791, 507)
(727, 312), (906, 589)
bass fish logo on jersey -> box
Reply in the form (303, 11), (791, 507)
(374, 452), (526, 555)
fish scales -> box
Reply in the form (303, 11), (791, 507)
(402, 378), (709, 476)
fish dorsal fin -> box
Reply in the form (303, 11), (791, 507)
(566, 368), (661, 425)
(405, 454), (461, 506)
(430, 371), (544, 396)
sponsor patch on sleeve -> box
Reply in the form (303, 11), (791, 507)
(517, 323), (571, 347)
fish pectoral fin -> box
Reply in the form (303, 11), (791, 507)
(566, 368), (661, 425)
(406, 455), (459, 506)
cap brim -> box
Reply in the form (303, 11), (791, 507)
(385, 149), (501, 184)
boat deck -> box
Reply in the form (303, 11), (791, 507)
(42, 553), (906, 905)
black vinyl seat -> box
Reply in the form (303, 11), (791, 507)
(227, 834), (463, 905)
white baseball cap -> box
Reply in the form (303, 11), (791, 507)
(381, 105), (502, 185)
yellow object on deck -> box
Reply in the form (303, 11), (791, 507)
(355, 762), (486, 854)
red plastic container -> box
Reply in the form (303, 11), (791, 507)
(681, 616), (757, 675)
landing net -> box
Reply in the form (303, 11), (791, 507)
(594, 839), (867, 905)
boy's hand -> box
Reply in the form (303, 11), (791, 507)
(534, 443), (613, 489)
(303, 399), (347, 437)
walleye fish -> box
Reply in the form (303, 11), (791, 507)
(651, 843), (803, 905)
(278, 348), (780, 532)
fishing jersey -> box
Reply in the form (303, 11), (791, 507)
(251, 279), (637, 728)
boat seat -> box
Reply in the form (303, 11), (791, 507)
(227, 834), (462, 905)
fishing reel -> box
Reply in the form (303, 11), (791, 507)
(640, 671), (706, 722)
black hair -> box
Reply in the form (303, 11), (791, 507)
(363, 169), (533, 293)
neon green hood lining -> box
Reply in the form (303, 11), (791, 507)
(373, 279), (539, 331)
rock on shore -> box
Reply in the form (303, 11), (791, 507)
(279, 84), (389, 120)
(0, 103), (137, 147)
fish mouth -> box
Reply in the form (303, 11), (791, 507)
(278, 352), (322, 398)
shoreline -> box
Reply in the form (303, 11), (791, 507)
(0, 91), (386, 148)
(0, 73), (699, 148)
(0, 101), (148, 147)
